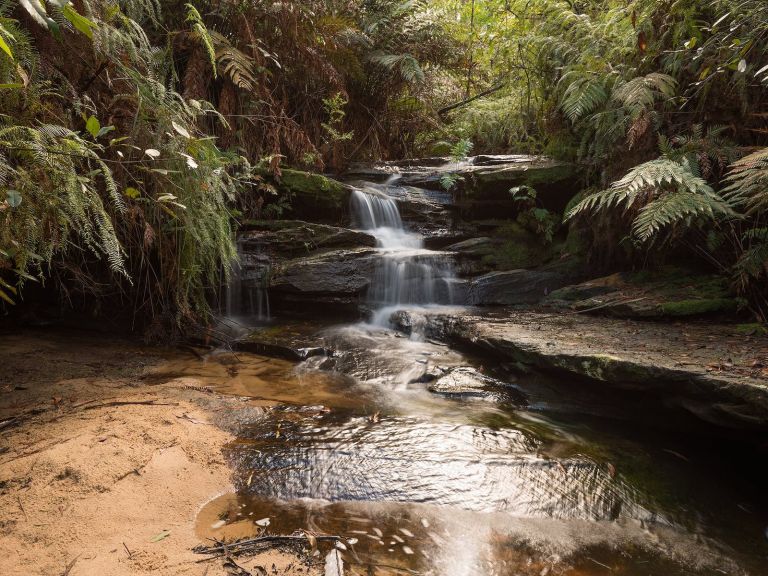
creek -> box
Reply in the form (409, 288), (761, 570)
(183, 176), (768, 575)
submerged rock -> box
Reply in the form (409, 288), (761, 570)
(427, 366), (523, 403)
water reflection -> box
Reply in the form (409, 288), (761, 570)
(176, 320), (768, 575)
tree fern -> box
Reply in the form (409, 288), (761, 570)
(568, 157), (734, 243)
(723, 148), (768, 215)
(558, 72), (610, 122)
(612, 73), (676, 118)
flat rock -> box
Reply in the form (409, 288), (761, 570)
(392, 309), (768, 428)
(544, 269), (739, 319)
(270, 247), (377, 304)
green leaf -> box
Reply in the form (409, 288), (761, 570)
(0, 83), (23, 89)
(150, 530), (170, 543)
(0, 29), (13, 61)
(6, 189), (21, 208)
(85, 115), (101, 138)
(97, 125), (115, 137)
(62, 4), (96, 39)
(124, 187), (141, 199)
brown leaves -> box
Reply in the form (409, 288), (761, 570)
(638, 31), (647, 53)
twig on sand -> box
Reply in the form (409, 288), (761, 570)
(17, 495), (27, 521)
(122, 542), (132, 559)
(0, 417), (19, 432)
(61, 554), (80, 576)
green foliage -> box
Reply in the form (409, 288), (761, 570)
(568, 157), (733, 243)
(185, 3), (215, 78)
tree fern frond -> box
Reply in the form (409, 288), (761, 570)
(367, 50), (424, 83)
(559, 74), (609, 122)
(612, 72), (676, 117)
(723, 147), (768, 214)
(185, 3), (216, 78)
(632, 191), (731, 242)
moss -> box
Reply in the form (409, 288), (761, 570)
(479, 222), (553, 270)
(734, 323), (768, 336)
(659, 298), (738, 317)
(255, 168), (351, 224)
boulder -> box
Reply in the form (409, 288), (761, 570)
(428, 366), (522, 402)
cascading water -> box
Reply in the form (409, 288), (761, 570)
(350, 180), (458, 323)
(223, 238), (271, 322)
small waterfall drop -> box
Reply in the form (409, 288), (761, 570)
(223, 238), (271, 322)
(350, 182), (458, 322)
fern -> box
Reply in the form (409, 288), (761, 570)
(568, 157), (734, 243)
(723, 148), (768, 215)
(212, 32), (257, 91)
(559, 73), (609, 122)
(612, 73), (676, 117)
(185, 3), (216, 78)
(367, 50), (425, 83)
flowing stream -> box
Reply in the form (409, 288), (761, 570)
(182, 177), (768, 575)
(351, 180), (458, 325)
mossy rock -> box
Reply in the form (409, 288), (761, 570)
(450, 221), (554, 274)
(257, 168), (352, 225)
(481, 222), (553, 271)
(659, 298), (738, 317)
(545, 267), (741, 319)
(461, 159), (579, 217)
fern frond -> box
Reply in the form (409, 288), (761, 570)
(723, 147), (768, 214)
(559, 73), (609, 122)
(612, 72), (676, 117)
(632, 190), (731, 242)
(367, 50), (424, 83)
(185, 3), (216, 78)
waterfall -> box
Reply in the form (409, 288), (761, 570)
(223, 238), (271, 322)
(350, 185), (457, 319)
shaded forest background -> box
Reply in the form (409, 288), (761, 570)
(2, 0), (768, 334)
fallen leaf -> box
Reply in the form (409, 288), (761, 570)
(150, 530), (170, 542)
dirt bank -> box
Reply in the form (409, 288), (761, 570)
(0, 329), (309, 576)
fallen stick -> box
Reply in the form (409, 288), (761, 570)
(194, 534), (341, 556)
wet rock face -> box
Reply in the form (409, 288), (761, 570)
(467, 269), (572, 306)
(345, 155), (579, 219)
(270, 247), (378, 305)
(239, 221), (376, 258)
(428, 366), (524, 403)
